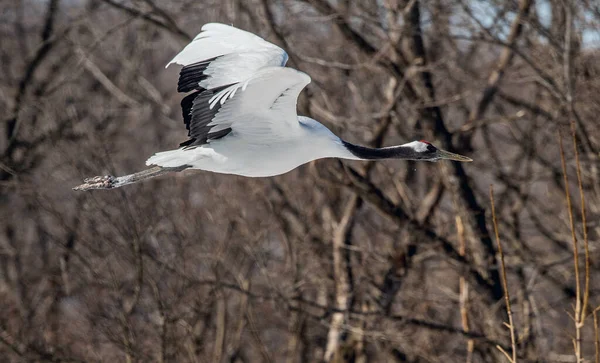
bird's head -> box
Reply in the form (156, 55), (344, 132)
(405, 140), (473, 162)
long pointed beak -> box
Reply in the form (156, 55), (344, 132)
(436, 149), (473, 162)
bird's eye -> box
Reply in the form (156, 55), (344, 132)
(426, 144), (436, 152)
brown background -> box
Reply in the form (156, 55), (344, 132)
(1, 0), (599, 362)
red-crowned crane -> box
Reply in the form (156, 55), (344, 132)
(74, 23), (471, 191)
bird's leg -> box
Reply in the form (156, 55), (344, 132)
(73, 165), (188, 191)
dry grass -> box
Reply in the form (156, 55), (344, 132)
(490, 186), (517, 363)
(595, 307), (600, 363)
(559, 126), (592, 362)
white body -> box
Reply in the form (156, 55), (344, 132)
(147, 23), (357, 177)
(147, 117), (357, 177)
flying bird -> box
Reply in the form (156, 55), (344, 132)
(74, 23), (471, 191)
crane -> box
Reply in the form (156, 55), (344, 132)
(74, 23), (471, 191)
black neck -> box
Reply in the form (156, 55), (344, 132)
(342, 140), (421, 160)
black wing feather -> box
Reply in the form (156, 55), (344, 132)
(180, 90), (200, 131)
(176, 57), (219, 93)
(179, 85), (234, 148)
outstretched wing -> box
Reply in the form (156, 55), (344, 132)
(180, 67), (311, 148)
(178, 85), (234, 147)
(168, 23), (288, 92)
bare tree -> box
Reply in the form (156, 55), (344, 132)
(1, 0), (599, 362)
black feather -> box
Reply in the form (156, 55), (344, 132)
(180, 90), (201, 131)
(179, 85), (234, 148)
(176, 57), (219, 93)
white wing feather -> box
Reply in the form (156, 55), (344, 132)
(207, 67), (311, 140)
(146, 68), (312, 169)
(167, 23), (288, 89)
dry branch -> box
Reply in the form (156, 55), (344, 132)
(490, 186), (517, 363)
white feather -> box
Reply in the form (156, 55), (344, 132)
(146, 66), (355, 176)
(166, 23), (288, 89)
(402, 141), (430, 153)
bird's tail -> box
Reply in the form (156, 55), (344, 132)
(146, 149), (193, 168)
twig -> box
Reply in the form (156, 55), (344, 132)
(490, 185), (517, 363)
(98, 0), (190, 41)
(462, 0), (533, 138)
(324, 195), (358, 361)
(212, 292), (226, 363)
(456, 215), (474, 363)
(6, 0), (61, 148)
(594, 307), (600, 363)
(559, 130), (582, 362)
(74, 47), (140, 107)
(141, 0), (190, 40)
(570, 121), (590, 321)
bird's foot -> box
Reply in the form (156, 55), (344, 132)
(73, 175), (117, 191)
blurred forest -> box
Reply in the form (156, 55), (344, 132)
(1, 0), (599, 362)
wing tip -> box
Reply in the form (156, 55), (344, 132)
(165, 59), (178, 69)
(279, 67), (312, 85)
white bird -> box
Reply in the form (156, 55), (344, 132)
(74, 23), (471, 191)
